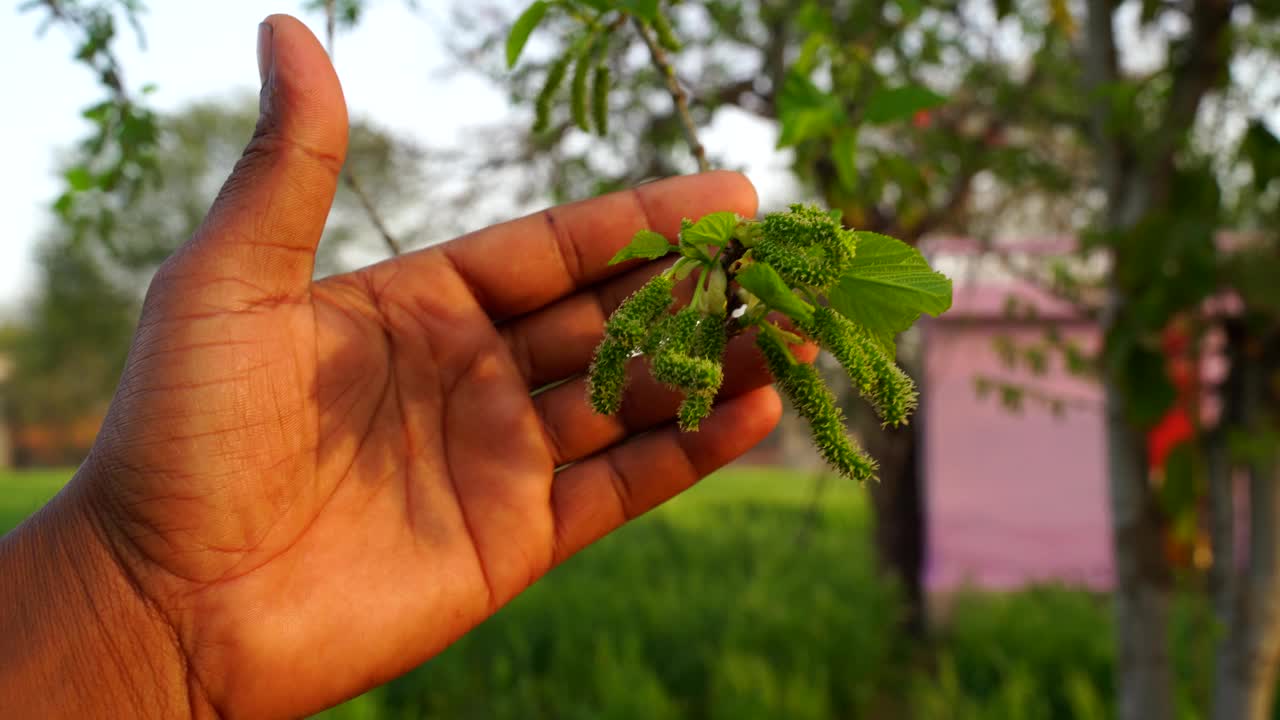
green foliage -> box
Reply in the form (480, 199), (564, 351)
(592, 65), (612, 135)
(506, 0), (683, 139)
(313, 468), (903, 720)
(0, 471), (1248, 720)
(863, 84), (947, 124)
(650, 10), (680, 51)
(570, 42), (595, 132)
(23, 1), (161, 251)
(588, 204), (948, 480)
(533, 53), (572, 133)
(0, 469), (79, 536)
(608, 229), (672, 264)
(506, 1), (550, 68)
(827, 231), (953, 354)
(12, 97), (453, 440)
(502, 3), (950, 478)
(776, 71), (846, 148)
(681, 211), (739, 249)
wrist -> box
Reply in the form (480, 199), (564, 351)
(0, 469), (203, 718)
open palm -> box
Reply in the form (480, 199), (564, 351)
(74, 15), (782, 719)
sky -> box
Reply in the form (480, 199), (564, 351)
(0, 1), (791, 310)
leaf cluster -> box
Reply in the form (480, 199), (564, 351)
(588, 205), (952, 480)
(507, 0), (681, 136)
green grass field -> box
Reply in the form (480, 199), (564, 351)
(0, 467), (75, 535)
(0, 466), (1227, 719)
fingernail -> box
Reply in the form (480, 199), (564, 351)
(257, 22), (274, 88)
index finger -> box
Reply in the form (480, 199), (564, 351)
(432, 171), (758, 322)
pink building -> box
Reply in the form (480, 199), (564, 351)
(921, 239), (1114, 591)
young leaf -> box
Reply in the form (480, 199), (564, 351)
(609, 229), (673, 264)
(827, 231), (952, 353)
(592, 65), (611, 136)
(506, 1), (549, 69)
(776, 70), (845, 147)
(652, 10), (681, 51)
(735, 261), (814, 323)
(863, 84), (946, 124)
(621, 0), (660, 21)
(533, 52), (572, 132)
(832, 128), (859, 193)
(682, 211), (739, 248)
(570, 43), (594, 132)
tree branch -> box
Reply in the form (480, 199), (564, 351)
(345, 173), (404, 256)
(324, 0), (337, 57)
(323, 0), (403, 256)
(1146, 0), (1232, 200)
(633, 18), (710, 173)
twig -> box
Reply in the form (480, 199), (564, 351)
(632, 18), (710, 173)
(324, 0), (337, 57)
(323, 0), (404, 257)
(345, 173), (404, 256)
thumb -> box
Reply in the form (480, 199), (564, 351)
(179, 14), (349, 302)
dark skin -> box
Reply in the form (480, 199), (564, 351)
(0, 15), (795, 719)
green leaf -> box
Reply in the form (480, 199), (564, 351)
(64, 166), (96, 192)
(621, 0), (659, 21)
(832, 128), (859, 192)
(1243, 120), (1280, 192)
(776, 71), (845, 147)
(506, 1), (549, 69)
(828, 232), (952, 352)
(651, 10), (682, 51)
(682, 211), (739, 248)
(894, 0), (923, 21)
(735, 262), (814, 323)
(609, 229), (672, 265)
(570, 43), (594, 132)
(591, 64), (611, 136)
(863, 84), (946, 124)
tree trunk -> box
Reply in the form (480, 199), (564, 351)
(863, 416), (925, 637)
(843, 355), (926, 639)
(1212, 330), (1280, 720)
(1105, 375), (1175, 720)
(1215, 461), (1280, 720)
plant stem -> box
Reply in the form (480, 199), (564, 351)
(632, 18), (710, 173)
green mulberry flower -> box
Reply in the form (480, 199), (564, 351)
(753, 204), (856, 291)
(678, 391), (714, 431)
(757, 329), (877, 482)
(675, 312), (727, 430)
(651, 309), (722, 393)
(801, 307), (917, 426)
(606, 274), (675, 347)
(587, 337), (631, 415)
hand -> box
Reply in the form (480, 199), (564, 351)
(0, 15), (782, 719)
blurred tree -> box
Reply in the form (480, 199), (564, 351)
(459, 1), (1280, 717)
(22, 0), (1280, 715)
(445, 0), (1095, 642)
(4, 95), (454, 463)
